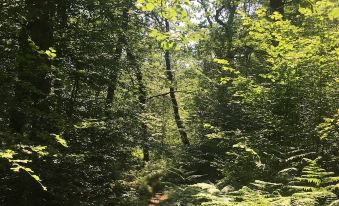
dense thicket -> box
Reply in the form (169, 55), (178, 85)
(0, 0), (338, 205)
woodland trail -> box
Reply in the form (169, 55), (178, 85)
(148, 192), (168, 206)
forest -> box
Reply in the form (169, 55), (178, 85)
(0, 0), (338, 205)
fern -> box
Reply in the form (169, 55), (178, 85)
(288, 158), (339, 193)
(316, 110), (339, 140)
(164, 167), (204, 184)
(277, 148), (318, 185)
(250, 180), (283, 193)
(286, 151), (317, 163)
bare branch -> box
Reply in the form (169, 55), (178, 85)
(147, 90), (194, 100)
(215, 5), (227, 27)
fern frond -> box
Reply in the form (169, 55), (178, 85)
(326, 183), (339, 191)
(324, 176), (339, 184)
(289, 185), (316, 192)
(279, 167), (298, 174)
(293, 177), (321, 186)
(286, 153), (316, 162)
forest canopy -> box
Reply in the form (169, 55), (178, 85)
(0, 0), (338, 205)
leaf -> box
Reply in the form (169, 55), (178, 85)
(22, 167), (33, 173)
(31, 145), (49, 156)
(142, 3), (155, 11)
(289, 185), (315, 191)
(11, 166), (20, 172)
(51, 134), (68, 148)
(213, 58), (229, 65)
(298, 7), (312, 17)
(270, 11), (283, 20)
(0, 150), (16, 159)
(233, 143), (258, 156)
(161, 41), (173, 50)
(32, 175), (40, 181)
(179, 8), (188, 19)
(279, 167), (298, 174)
(168, 8), (177, 20)
(10, 159), (30, 163)
(174, 44), (182, 51)
(45, 50), (57, 59)
(203, 123), (212, 128)
(49, 47), (56, 53)
(188, 32), (202, 42)
(328, 7), (339, 20)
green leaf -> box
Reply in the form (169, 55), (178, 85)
(49, 47), (56, 53)
(32, 175), (40, 181)
(298, 7), (312, 17)
(0, 150), (16, 159)
(45, 50), (57, 59)
(142, 3), (155, 11)
(51, 134), (68, 148)
(213, 58), (229, 65)
(328, 7), (339, 20)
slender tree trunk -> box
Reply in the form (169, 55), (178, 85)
(164, 20), (190, 146)
(226, 3), (236, 59)
(214, 2), (237, 59)
(68, 63), (80, 118)
(126, 49), (150, 161)
(105, 41), (123, 106)
(105, 8), (129, 107)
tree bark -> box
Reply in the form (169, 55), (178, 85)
(164, 20), (190, 146)
(214, 2), (237, 59)
(270, 0), (284, 14)
(126, 49), (150, 161)
(105, 8), (129, 107)
(105, 41), (123, 106)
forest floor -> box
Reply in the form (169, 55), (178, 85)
(148, 192), (168, 206)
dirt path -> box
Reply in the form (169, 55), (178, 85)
(148, 192), (168, 206)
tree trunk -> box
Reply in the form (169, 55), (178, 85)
(270, 0), (284, 14)
(126, 49), (150, 161)
(68, 61), (81, 118)
(105, 8), (129, 107)
(105, 41), (123, 106)
(164, 20), (190, 146)
(215, 2), (237, 59)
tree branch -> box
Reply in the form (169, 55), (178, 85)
(215, 5), (227, 27)
(147, 90), (193, 100)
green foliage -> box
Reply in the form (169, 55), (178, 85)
(317, 110), (339, 140)
(44, 47), (57, 59)
(291, 191), (337, 206)
(161, 183), (289, 206)
(1, 0), (338, 205)
(289, 158), (339, 193)
(51, 134), (68, 148)
(0, 148), (47, 191)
